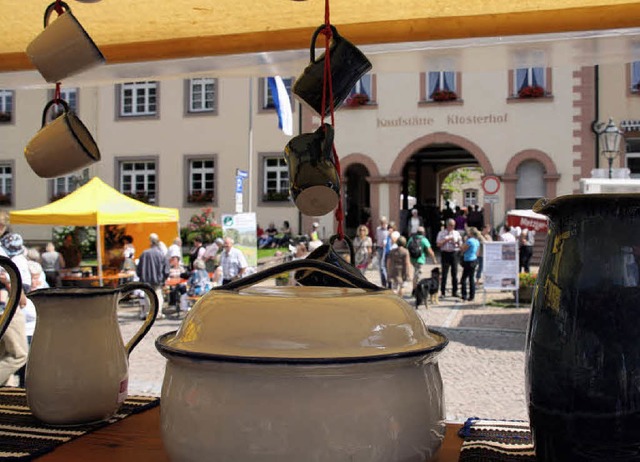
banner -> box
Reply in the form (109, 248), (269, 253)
(506, 210), (548, 233)
(221, 212), (257, 268)
(483, 241), (519, 290)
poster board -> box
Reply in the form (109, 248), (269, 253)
(221, 212), (257, 268)
(483, 241), (519, 290)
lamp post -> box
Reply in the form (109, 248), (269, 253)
(593, 118), (623, 179)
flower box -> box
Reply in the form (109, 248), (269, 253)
(0, 194), (11, 206)
(187, 190), (214, 203)
(262, 191), (290, 202)
(431, 90), (458, 102)
(346, 93), (370, 107)
(0, 112), (12, 123)
(518, 85), (545, 98)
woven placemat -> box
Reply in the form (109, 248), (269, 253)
(0, 387), (159, 461)
(458, 417), (536, 462)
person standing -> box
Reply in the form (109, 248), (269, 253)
(203, 237), (223, 273)
(460, 227), (480, 302)
(375, 217), (389, 287)
(137, 233), (169, 320)
(519, 228), (535, 273)
(353, 225), (373, 274)
(407, 226), (438, 291)
(40, 242), (64, 288)
(386, 236), (412, 297)
(219, 237), (248, 285)
(59, 234), (82, 269)
(436, 218), (463, 298)
(167, 237), (183, 261)
(406, 209), (424, 236)
(188, 235), (206, 270)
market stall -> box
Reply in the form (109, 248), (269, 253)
(10, 177), (179, 286)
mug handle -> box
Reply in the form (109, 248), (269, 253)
(215, 259), (382, 293)
(329, 234), (355, 265)
(118, 282), (159, 356)
(41, 98), (69, 128)
(43, 1), (71, 28)
(0, 257), (22, 340)
(310, 24), (338, 63)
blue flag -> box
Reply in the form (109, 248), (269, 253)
(267, 76), (293, 136)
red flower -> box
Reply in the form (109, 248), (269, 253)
(431, 90), (458, 102)
(518, 85), (545, 98)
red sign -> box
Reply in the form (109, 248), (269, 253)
(482, 176), (501, 195)
(507, 214), (548, 233)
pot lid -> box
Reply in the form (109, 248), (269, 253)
(158, 286), (447, 363)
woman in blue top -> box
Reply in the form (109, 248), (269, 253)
(460, 227), (480, 302)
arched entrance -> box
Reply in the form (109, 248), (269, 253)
(390, 132), (495, 241)
(343, 163), (371, 237)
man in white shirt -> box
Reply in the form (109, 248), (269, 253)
(499, 225), (516, 242)
(220, 238), (248, 285)
(436, 218), (463, 298)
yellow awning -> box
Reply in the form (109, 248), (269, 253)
(9, 177), (179, 227)
(2, 0), (640, 73)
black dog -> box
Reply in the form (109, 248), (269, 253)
(414, 268), (441, 309)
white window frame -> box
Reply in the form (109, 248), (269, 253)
(120, 81), (157, 117)
(263, 77), (293, 109)
(188, 78), (216, 113)
(188, 158), (215, 202)
(631, 62), (640, 92)
(0, 90), (14, 123)
(463, 189), (478, 207)
(262, 156), (289, 201)
(51, 168), (89, 200)
(0, 163), (12, 199)
(119, 160), (157, 204)
(427, 71), (457, 99)
(48, 87), (78, 121)
(513, 67), (546, 95)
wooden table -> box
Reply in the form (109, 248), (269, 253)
(61, 273), (134, 288)
(35, 406), (464, 461)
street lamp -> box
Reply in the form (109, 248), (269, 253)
(593, 118), (623, 179)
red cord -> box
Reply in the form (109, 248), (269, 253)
(54, 0), (64, 15)
(319, 0), (344, 240)
(54, 82), (61, 103)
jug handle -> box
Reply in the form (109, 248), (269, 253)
(118, 282), (159, 356)
(310, 24), (338, 63)
(0, 257), (23, 340)
(215, 259), (383, 292)
(329, 234), (355, 264)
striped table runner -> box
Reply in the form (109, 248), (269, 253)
(458, 418), (536, 462)
(0, 387), (159, 461)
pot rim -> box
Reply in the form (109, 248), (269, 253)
(155, 329), (449, 365)
(533, 193), (640, 215)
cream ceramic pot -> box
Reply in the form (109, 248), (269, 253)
(156, 260), (448, 462)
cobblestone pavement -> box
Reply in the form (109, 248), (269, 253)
(119, 262), (532, 423)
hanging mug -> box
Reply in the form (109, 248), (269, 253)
(26, 1), (105, 83)
(293, 24), (372, 117)
(24, 99), (101, 179)
(284, 124), (340, 217)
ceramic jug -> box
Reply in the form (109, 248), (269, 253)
(0, 256), (23, 339)
(525, 194), (640, 461)
(26, 282), (158, 426)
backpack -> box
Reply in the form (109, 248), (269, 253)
(407, 236), (423, 259)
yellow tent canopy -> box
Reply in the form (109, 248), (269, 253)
(10, 177), (179, 227)
(10, 177), (180, 284)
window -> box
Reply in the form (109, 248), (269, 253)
(47, 87), (78, 121)
(515, 160), (545, 209)
(119, 81), (158, 117)
(262, 77), (293, 110)
(513, 67), (546, 97)
(0, 163), (12, 205)
(427, 71), (457, 101)
(631, 62), (640, 93)
(118, 159), (157, 204)
(0, 90), (14, 123)
(463, 189), (478, 207)
(50, 168), (89, 201)
(187, 78), (217, 114)
(625, 138), (640, 178)
(261, 155), (289, 202)
(345, 74), (374, 106)
(186, 157), (216, 204)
